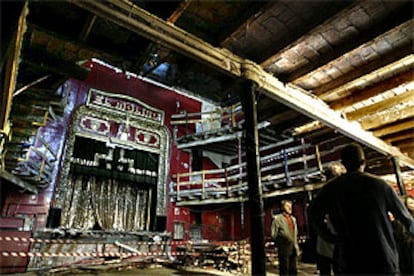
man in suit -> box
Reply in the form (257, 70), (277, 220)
(271, 199), (300, 275)
(309, 143), (414, 274)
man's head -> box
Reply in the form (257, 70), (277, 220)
(340, 143), (366, 172)
(281, 200), (293, 215)
(404, 195), (414, 215)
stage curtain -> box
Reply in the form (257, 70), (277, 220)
(61, 174), (148, 231)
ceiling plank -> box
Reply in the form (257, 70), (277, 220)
(267, 110), (297, 125)
(312, 43), (413, 96)
(243, 62), (414, 168)
(399, 145), (414, 156)
(290, 59), (414, 135)
(284, 4), (413, 82)
(167, 1), (191, 24)
(346, 90), (414, 120)
(361, 106), (414, 130)
(385, 132), (414, 143)
(22, 51), (89, 81)
(397, 140), (414, 150)
(254, 1), (353, 67)
(29, 26), (128, 71)
(69, 0), (414, 168)
(69, 0), (243, 77)
(330, 69), (414, 109)
(373, 119), (414, 137)
(78, 13), (97, 42)
(319, 55), (414, 102)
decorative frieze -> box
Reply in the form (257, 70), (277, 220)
(87, 88), (164, 124)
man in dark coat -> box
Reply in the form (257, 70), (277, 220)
(309, 143), (414, 274)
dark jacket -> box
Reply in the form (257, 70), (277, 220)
(393, 219), (414, 274)
(309, 171), (414, 274)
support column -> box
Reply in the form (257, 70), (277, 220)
(392, 157), (406, 196)
(238, 136), (246, 239)
(240, 80), (266, 275)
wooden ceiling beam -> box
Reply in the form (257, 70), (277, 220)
(346, 90), (414, 120)
(78, 14), (97, 42)
(260, 1), (355, 69)
(361, 106), (414, 130)
(29, 25), (130, 72)
(22, 48), (89, 81)
(267, 110), (297, 125)
(1, 3), (27, 136)
(330, 69), (414, 109)
(312, 41), (413, 96)
(69, 0), (244, 77)
(397, 141), (414, 150)
(284, 5), (413, 82)
(293, 60), (414, 135)
(69, 0), (414, 168)
(245, 63), (414, 167)
(385, 131), (414, 144)
(167, 0), (191, 24)
(400, 146), (414, 158)
(373, 119), (414, 137)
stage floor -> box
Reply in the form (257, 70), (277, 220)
(16, 262), (318, 275)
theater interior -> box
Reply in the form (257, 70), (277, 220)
(0, 0), (413, 274)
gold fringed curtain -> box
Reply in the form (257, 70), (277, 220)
(61, 174), (149, 231)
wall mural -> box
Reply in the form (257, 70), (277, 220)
(57, 88), (170, 231)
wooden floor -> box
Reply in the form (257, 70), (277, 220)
(17, 262), (318, 275)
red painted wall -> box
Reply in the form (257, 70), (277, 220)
(1, 60), (202, 238)
(82, 61), (202, 233)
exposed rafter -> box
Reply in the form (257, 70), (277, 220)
(361, 106), (414, 130)
(346, 90), (414, 120)
(69, 0), (414, 168)
(280, 3), (412, 82)
(330, 69), (414, 109)
(385, 132), (414, 144)
(290, 57), (414, 135)
(373, 119), (414, 137)
(295, 20), (414, 96)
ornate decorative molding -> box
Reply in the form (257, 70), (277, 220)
(86, 88), (165, 124)
(58, 90), (170, 219)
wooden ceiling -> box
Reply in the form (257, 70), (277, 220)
(1, 0), (413, 189)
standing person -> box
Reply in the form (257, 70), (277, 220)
(393, 194), (414, 274)
(309, 143), (414, 274)
(271, 199), (300, 275)
(315, 163), (346, 275)
(315, 215), (335, 275)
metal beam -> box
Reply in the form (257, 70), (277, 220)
(69, 0), (414, 169)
